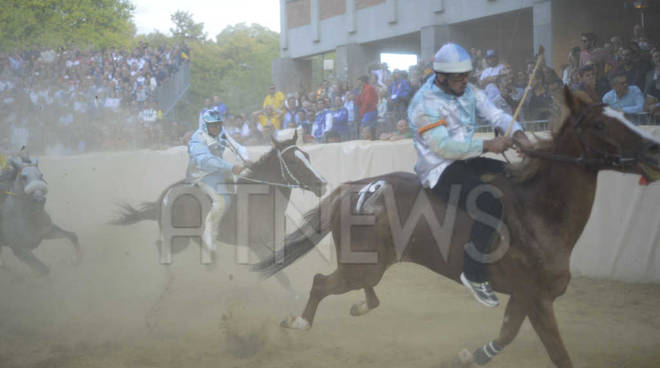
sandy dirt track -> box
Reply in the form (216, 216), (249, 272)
(0, 145), (659, 368)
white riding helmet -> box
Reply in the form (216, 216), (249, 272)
(433, 43), (473, 73)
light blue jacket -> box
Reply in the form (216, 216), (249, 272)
(408, 77), (522, 188)
(187, 127), (249, 182)
(602, 86), (644, 114)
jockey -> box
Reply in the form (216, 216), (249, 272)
(408, 43), (531, 308)
(187, 109), (250, 249)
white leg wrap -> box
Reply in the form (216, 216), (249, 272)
(351, 301), (370, 316)
(282, 316), (310, 330)
(196, 182), (226, 252)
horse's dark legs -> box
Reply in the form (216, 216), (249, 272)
(298, 271), (351, 326)
(44, 224), (82, 265)
(350, 286), (380, 316)
(10, 246), (49, 276)
(527, 298), (573, 368)
(468, 295), (529, 366)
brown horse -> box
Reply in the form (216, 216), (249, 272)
(254, 88), (660, 367)
(112, 132), (327, 294)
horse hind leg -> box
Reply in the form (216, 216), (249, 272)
(350, 286), (380, 316)
(44, 224), (82, 265)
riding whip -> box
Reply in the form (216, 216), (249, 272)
(505, 45), (545, 137)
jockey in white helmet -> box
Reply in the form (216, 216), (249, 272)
(187, 109), (250, 250)
(407, 43), (532, 309)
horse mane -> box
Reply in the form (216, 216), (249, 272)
(250, 147), (278, 170)
(505, 111), (576, 183)
(242, 137), (297, 180)
(505, 135), (556, 183)
(506, 89), (603, 183)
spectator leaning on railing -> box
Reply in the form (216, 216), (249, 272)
(602, 73), (644, 114)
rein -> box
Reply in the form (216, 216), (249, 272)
(518, 106), (640, 168)
(235, 145), (308, 190)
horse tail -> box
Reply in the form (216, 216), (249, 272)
(252, 186), (343, 278)
(110, 201), (159, 225)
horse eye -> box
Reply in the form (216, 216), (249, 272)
(595, 121), (606, 130)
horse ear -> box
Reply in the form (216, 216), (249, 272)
(271, 132), (281, 148)
(19, 146), (30, 162)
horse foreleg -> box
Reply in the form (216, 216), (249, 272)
(527, 298), (573, 368)
(465, 295), (529, 366)
(44, 224), (82, 265)
(350, 286), (380, 316)
(10, 246), (49, 276)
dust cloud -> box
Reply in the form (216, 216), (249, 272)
(0, 147), (659, 368)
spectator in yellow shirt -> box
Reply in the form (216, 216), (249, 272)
(263, 84), (286, 114)
(258, 105), (282, 130)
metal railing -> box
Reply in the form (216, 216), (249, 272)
(155, 61), (191, 117)
(476, 116), (659, 134)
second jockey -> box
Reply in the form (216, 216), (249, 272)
(187, 109), (250, 249)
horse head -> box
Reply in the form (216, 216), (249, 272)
(556, 87), (660, 183)
(9, 155), (48, 206)
(270, 129), (328, 197)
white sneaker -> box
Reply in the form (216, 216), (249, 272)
(460, 273), (499, 308)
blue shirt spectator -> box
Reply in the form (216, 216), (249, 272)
(312, 107), (329, 141)
(327, 96), (349, 138)
(390, 73), (412, 104)
(602, 74), (644, 114)
(213, 96), (228, 119)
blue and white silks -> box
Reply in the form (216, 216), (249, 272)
(187, 126), (249, 199)
(408, 77), (522, 188)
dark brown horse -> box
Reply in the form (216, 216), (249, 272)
(254, 88), (660, 367)
(1, 155), (81, 276)
(112, 132), (327, 294)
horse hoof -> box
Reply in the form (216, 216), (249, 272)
(280, 316), (310, 330)
(350, 301), (370, 316)
(457, 348), (474, 366)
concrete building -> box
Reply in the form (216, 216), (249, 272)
(274, 0), (658, 93)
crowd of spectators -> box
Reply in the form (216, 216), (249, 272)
(560, 26), (659, 120)
(5, 24), (659, 154)
(205, 24), (656, 147)
(0, 43), (191, 154)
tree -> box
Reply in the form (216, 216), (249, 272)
(173, 23), (280, 120)
(0, 0), (135, 50)
(170, 11), (207, 42)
